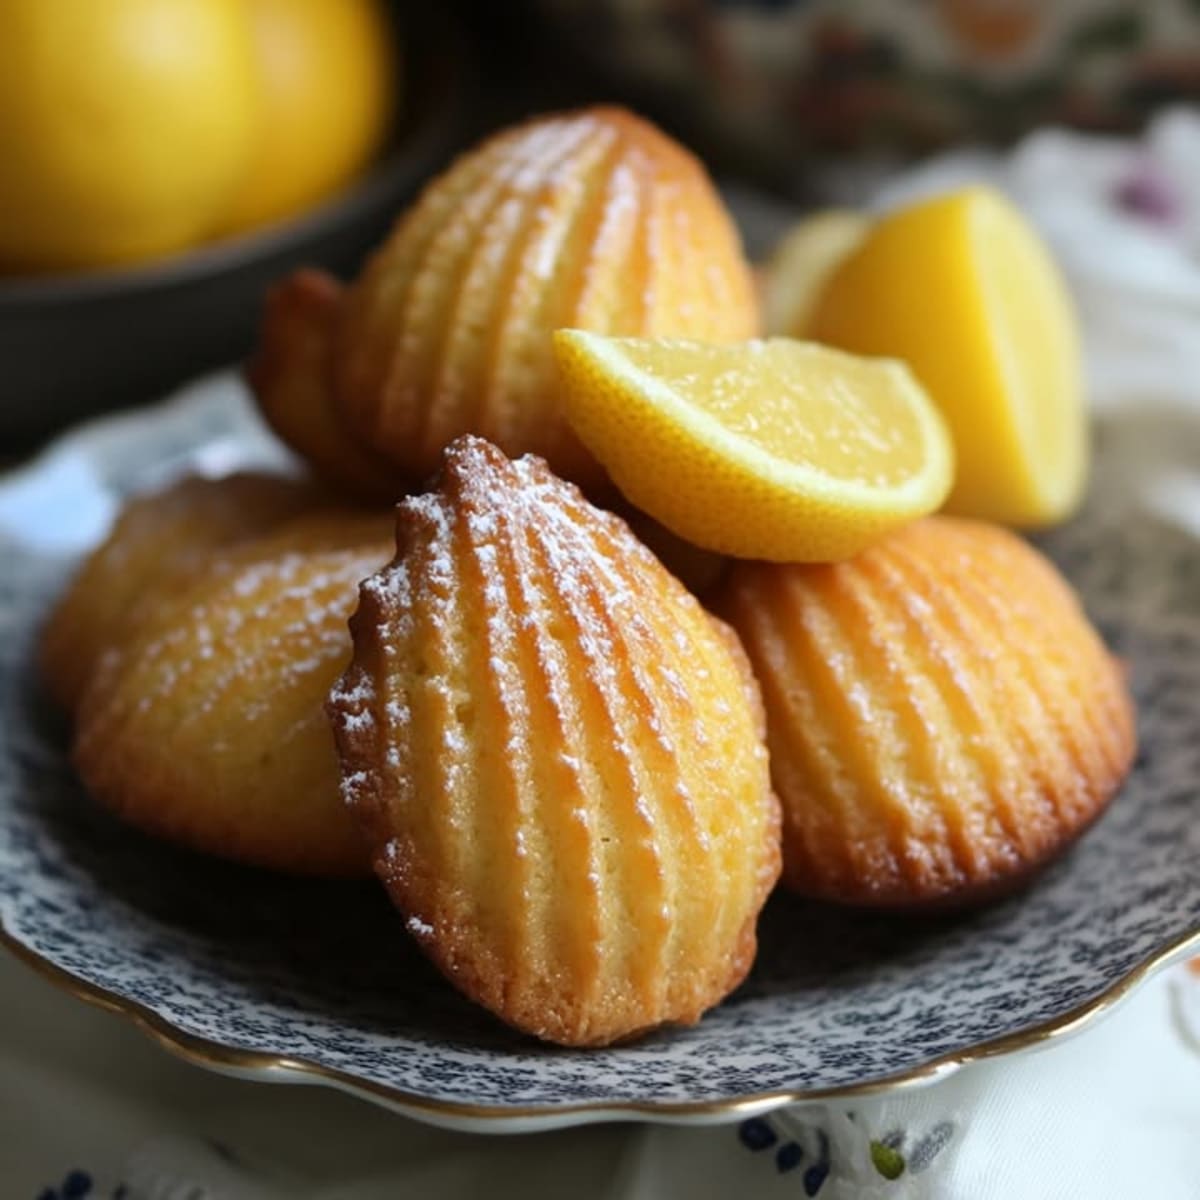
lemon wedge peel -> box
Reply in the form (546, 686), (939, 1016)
(554, 332), (955, 563)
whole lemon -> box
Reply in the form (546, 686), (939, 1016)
(0, 0), (261, 273)
(217, 0), (396, 236)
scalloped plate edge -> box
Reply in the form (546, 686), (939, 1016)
(3, 915), (1197, 1134)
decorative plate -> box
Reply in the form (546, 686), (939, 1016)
(1, 377), (1198, 1133)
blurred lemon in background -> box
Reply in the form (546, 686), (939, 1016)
(0, 0), (261, 272)
(760, 210), (868, 338)
(218, 0), (397, 236)
(0, 0), (396, 274)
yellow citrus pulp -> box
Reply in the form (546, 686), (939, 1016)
(0, 0), (260, 272)
(553, 332), (954, 563)
(218, 0), (396, 236)
(808, 186), (1086, 527)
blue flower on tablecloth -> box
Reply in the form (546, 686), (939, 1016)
(32, 1172), (131, 1200)
(737, 1112), (956, 1191)
(801, 1131), (831, 1196)
(35, 1171), (96, 1200)
(776, 1138), (803, 1172)
(741, 1121), (832, 1192)
(739, 1117), (779, 1151)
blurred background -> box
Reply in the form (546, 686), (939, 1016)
(3, 0), (1200, 451)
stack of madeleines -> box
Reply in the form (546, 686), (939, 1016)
(41, 106), (1136, 1048)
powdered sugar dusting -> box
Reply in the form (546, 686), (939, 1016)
(115, 537), (389, 739)
(406, 915), (435, 939)
(331, 674), (375, 709)
(320, 433), (771, 1021)
(340, 769), (371, 806)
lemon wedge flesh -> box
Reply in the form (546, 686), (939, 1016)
(809, 186), (1086, 527)
(554, 332), (954, 563)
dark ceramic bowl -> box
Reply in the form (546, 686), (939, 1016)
(0, 7), (468, 453)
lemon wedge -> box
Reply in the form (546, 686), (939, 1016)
(809, 186), (1086, 527)
(553, 332), (954, 562)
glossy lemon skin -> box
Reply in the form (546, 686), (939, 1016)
(218, 0), (396, 235)
(0, 0), (261, 272)
(810, 186), (1086, 528)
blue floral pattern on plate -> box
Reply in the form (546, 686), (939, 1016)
(0, 383), (1198, 1128)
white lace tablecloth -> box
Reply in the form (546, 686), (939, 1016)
(5, 110), (1200, 1200)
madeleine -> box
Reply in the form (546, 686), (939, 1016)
(330, 436), (780, 1045)
(715, 517), (1136, 907)
(252, 106), (759, 497)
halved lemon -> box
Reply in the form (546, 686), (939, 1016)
(760, 209), (868, 337)
(808, 185), (1086, 527)
(553, 332), (954, 562)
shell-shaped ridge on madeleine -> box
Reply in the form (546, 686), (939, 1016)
(73, 507), (395, 877)
(327, 107), (760, 493)
(329, 434), (780, 1046)
(714, 516), (1137, 908)
(247, 270), (412, 501)
(39, 472), (328, 713)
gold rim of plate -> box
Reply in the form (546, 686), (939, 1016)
(3, 918), (1198, 1126)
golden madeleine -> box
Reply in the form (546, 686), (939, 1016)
(73, 509), (393, 876)
(40, 472), (324, 713)
(329, 436), (780, 1045)
(715, 517), (1136, 907)
(247, 269), (409, 499)
(617, 504), (729, 599)
(252, 105), (759, 496)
